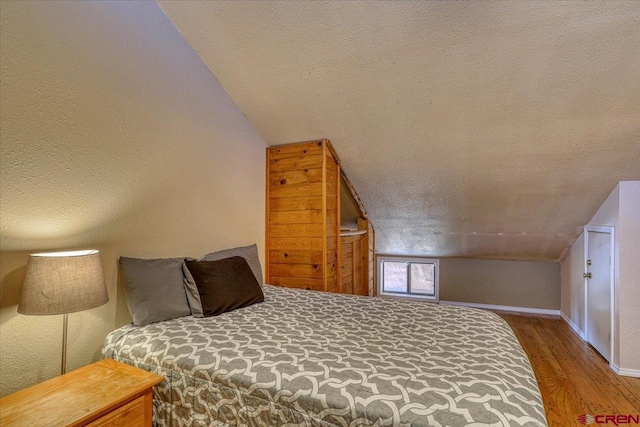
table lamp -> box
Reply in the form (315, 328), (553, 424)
(18, 250), (109, 375)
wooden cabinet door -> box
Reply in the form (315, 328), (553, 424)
(340, 237), (354, 294)
(353, 235), (367, 296)
(340, 234), (368, 296)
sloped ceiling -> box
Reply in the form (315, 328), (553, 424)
(157, 1), (640, 261)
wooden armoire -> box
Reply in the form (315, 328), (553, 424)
(266, 139), (375, 296)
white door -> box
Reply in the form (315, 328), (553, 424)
(586, 230), (612, 361)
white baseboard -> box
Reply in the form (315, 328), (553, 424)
(439, 300), (560, 316)
(560, 312), (586, 340)
(559, 320), (640, 378)
(611, 364), (640, 378)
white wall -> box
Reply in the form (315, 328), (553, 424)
(560, 232), (585, 334)
(560, 185), (619, 360)
(589, 184), (621, 368)
(560, 182), (640, 375)
(618, 181), (640, 372)
(439, 258), (560, 310)
(0, 1), (266, 396)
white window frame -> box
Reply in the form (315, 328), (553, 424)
(376, 255), (439, 302)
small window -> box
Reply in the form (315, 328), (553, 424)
(377, 255), (439, 301)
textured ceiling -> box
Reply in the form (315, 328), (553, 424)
(157, 1), (640, 261)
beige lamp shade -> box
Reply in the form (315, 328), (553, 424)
(18, 250), (109, 315)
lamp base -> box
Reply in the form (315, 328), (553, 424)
(61, 313), (68, 375)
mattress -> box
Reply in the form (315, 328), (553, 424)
(102, 285), (547, 426)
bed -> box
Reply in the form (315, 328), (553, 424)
(102, 284), (548, 427)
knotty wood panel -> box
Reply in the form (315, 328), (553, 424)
(270, 196), (324, 212)
(269, 182), (323, 199)
(325, 196), (337, 209)
(266, 139), (371, 295)
(270, 210), (336, 227)
(326, 236), (337, 250)
(326, 170), (338, 194)
(269, 224), (323, 238)
(262, 196), (335, 213)
(268, 141), (324, 160)
(269, 210), (324, 224)
(265, 147), (271, 285)
(357, 217), (375, 297)
(324, 144), (339, 293)
(326, 195), (337, 210)
(326, 275), (337, 293)
(270, 276), (323, 291)
(269, 155), (324, 173)
(269, 250), (325, 264)
(269, 169), (323, 186)
(327, 211), (338, 227)
(267, 142), (327, 290)
(334, 163), (342, 296)
(326, 261), (337, 277)
(270, 237), (323, 250)
(270, 263), (323, 278)
(321, 144), (328, 291)
(269, 250), (327, 265)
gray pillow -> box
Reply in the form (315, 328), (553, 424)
(201, 244), (263, 285)
(119, 257), (192, 326)
(182, 262), (203, 318)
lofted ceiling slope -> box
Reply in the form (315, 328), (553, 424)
(157, 1), (640, 261)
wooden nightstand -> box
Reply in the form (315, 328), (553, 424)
(0, 358), (163, 427)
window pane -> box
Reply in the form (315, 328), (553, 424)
(410, 263), (435, 295)
(383, 262), (407, 293)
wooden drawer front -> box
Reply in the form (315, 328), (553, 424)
(86, 395), (145, 427)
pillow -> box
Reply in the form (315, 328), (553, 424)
(185, 256), (264, 317)
(119, 257), (191, 326)
(182, 262), (203, 318)
(201, 244), (263, 285)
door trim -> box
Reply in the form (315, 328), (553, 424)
(583, 225), (615, 367)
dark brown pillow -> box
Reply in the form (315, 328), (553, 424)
(185, 256), (264, 316)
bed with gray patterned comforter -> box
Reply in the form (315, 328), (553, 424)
(102, 285), (547, 427)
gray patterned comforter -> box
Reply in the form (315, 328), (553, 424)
(102, 285), (547, 427)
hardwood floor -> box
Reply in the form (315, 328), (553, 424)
(498, 313), (640, 426)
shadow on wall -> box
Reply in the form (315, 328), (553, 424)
(0, 251), (61, 393)
(0, 255), (27, 308)
(114, 261), (132, 329)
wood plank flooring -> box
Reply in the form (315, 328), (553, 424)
(498, 313), (640, 426)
